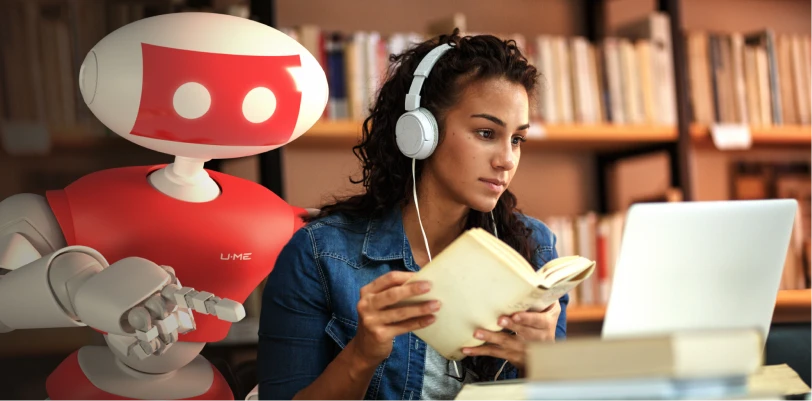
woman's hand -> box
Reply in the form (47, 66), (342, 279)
(461, 301), (561, 371)
(348, 271), (440, 367)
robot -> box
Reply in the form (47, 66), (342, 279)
(0, 12), (328, 400)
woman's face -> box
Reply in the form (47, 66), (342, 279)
(424, 77), (530, 213)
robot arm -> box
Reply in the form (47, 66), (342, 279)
(0, 194), (245, 359)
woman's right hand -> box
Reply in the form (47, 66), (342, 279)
(349, 271), (440, 366)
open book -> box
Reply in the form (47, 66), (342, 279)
(402, 228), (595, 360)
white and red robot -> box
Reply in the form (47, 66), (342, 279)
(0, 12), (328, 400)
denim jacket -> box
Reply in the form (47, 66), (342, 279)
(257, 207), (569, 400)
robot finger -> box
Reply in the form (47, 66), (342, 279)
(174, 308), (196, 334)
(205, 296), (246, 323)
(154, 313), (179, 343)
(127, 306), (153, 332)
(159, 284), (245, 322)
(132, 338), (163, 360)
(144, 293), (174, 320)
(160, 265), (180, 286)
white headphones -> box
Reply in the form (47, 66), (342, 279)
(395, 43), (454, 160)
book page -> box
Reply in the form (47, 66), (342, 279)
(536, 256), (596, 289)
(469, 229), (537, 281)
(517, 281), (578, 311)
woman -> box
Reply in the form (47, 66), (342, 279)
(257, 29), (568, 400)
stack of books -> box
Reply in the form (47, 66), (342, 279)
(455, 328), (810, 400)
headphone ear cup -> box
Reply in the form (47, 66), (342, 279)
(416, 108), (439, 158)
(396, 108), (439, 160)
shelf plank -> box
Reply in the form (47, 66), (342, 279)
(690, 124), (812, 147)
(3, 121), (678, 154)
(567, 289), (811, 324)
(290, 120), (677, 151)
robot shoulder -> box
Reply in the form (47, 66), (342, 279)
(0, 193), (68, 259)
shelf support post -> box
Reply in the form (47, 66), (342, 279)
(249, 0), (285, 199)
(659, 0), (694, 202)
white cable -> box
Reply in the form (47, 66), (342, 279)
(412, 158), (432, 263)
(412, 159), (502, 382)
(413, 158), (460, 378)
(491, 210), (498, 238)
(494, 359), (509, 381)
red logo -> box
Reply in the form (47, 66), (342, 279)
(131, 44), (302, 146)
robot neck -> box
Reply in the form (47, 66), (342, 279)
(148, 156), (220, 202)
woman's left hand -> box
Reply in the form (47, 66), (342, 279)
(461, 300), (561, 371)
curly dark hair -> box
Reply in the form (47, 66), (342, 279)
(310, 29), (541, 381)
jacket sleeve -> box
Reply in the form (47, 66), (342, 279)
(257, 227), (334, 400)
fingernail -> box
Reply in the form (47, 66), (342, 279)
(419, 282), (431, 292)
(430, 300), (441, 311)
(513, 315), (522, 323)
(499, 318), (509, 327)
(462, 348), (471, 355)
(474, 331), (484, 340)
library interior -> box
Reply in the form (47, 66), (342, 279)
(0, 0), (810, 399)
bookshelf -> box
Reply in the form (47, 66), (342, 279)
(288, 120), (678, 152)
(690, 124), (812, 147)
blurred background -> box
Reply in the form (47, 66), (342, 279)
(0, 0), (809, 399)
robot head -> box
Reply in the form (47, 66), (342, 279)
(79, 12), (328, 160)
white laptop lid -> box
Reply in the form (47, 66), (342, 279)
(601, 199), (798, 342)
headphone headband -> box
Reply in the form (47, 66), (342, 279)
(405, 43), (454, 111)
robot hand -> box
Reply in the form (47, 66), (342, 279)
(73, 257), (245, 360)
(124, 266), (246, 359)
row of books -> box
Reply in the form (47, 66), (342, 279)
(280, 26), (425, 123)
(545, 204), (810, 308)
(279, 12), (679, 127)
(687, 30), (812, 127)
(0, 0), (174, 140)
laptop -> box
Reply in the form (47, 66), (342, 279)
(601, 199), (798, 344)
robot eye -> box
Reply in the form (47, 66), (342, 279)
(173, 82), (211, 119)
(242, 87), (277, 124)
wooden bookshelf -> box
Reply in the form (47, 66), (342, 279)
(2, 121), (677, 155)
(690, 124), (812, 148)
(289, 120), (677, 152)
(567, 288), (812, 324)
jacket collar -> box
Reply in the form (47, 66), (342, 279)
(362, 206), (418, 271)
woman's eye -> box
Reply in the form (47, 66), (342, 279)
(475, 129), (493, 139)
(512, 136), (527, 145)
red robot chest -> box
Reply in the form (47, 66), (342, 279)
(46, 165), (296, 342)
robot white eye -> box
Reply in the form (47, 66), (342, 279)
(173, 82), (212, 120)
(242, 87), (277, 124)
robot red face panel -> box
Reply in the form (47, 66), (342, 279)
(78, 12), (328, 159)
(132, 44), (303, 146)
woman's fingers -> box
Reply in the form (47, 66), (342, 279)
(370, 280), (431, 310)
(472, 329), (521, 351)
(387, 314), (437, 337)
(360, 271), (415, 296)
(378, 300), (440, 324)
(462, 344), (511, 360)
